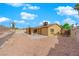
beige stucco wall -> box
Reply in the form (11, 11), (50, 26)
(26, 28), (33, 34)
(26, 29), (28, 33)
(48, 25), (61, 36)
(71, 29), (75, 40)
(37, 28), (41, 34)
(40, 27), (48, 36)
(26, 24), (61, 36)
(71, 27), (79, 41)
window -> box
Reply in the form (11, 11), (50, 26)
(50, 29), (54, 33)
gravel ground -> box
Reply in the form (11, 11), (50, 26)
(0, 30), (79, 56)
(0, 32), (14, 47)
(28, 34), (48, 40)
(48, 36), (79, 56)
(0, 30), (58, 56)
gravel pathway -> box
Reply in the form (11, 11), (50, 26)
(0, 30), (58, 56)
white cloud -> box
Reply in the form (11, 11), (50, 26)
(64, 18), (76, 25)
(7, 3), (24, 7)
(55, 6), (78, 16)
(14, 20), (25, 23)
(28, 6), (40, 10)
(20, 12), (38, 20)
(23, 4), (40, 10)
(39, 20), (50, 25)
(26, 4), (31, 6)
(54, 21), (60, 24)
(75, 15), (79, 18)
(0, 17), (9, 22)
(7, 3), (40, 10)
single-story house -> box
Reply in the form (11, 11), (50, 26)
(38, 24), (61, 36)
(26, 22), (62, 36)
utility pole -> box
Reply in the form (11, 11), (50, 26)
(11, 21), (16, 31)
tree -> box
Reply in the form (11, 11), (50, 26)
(62, 23), (72, 30)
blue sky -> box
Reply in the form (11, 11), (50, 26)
(0, 3), (79, 28)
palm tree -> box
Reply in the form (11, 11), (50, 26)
(74, 4), (79, 15)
